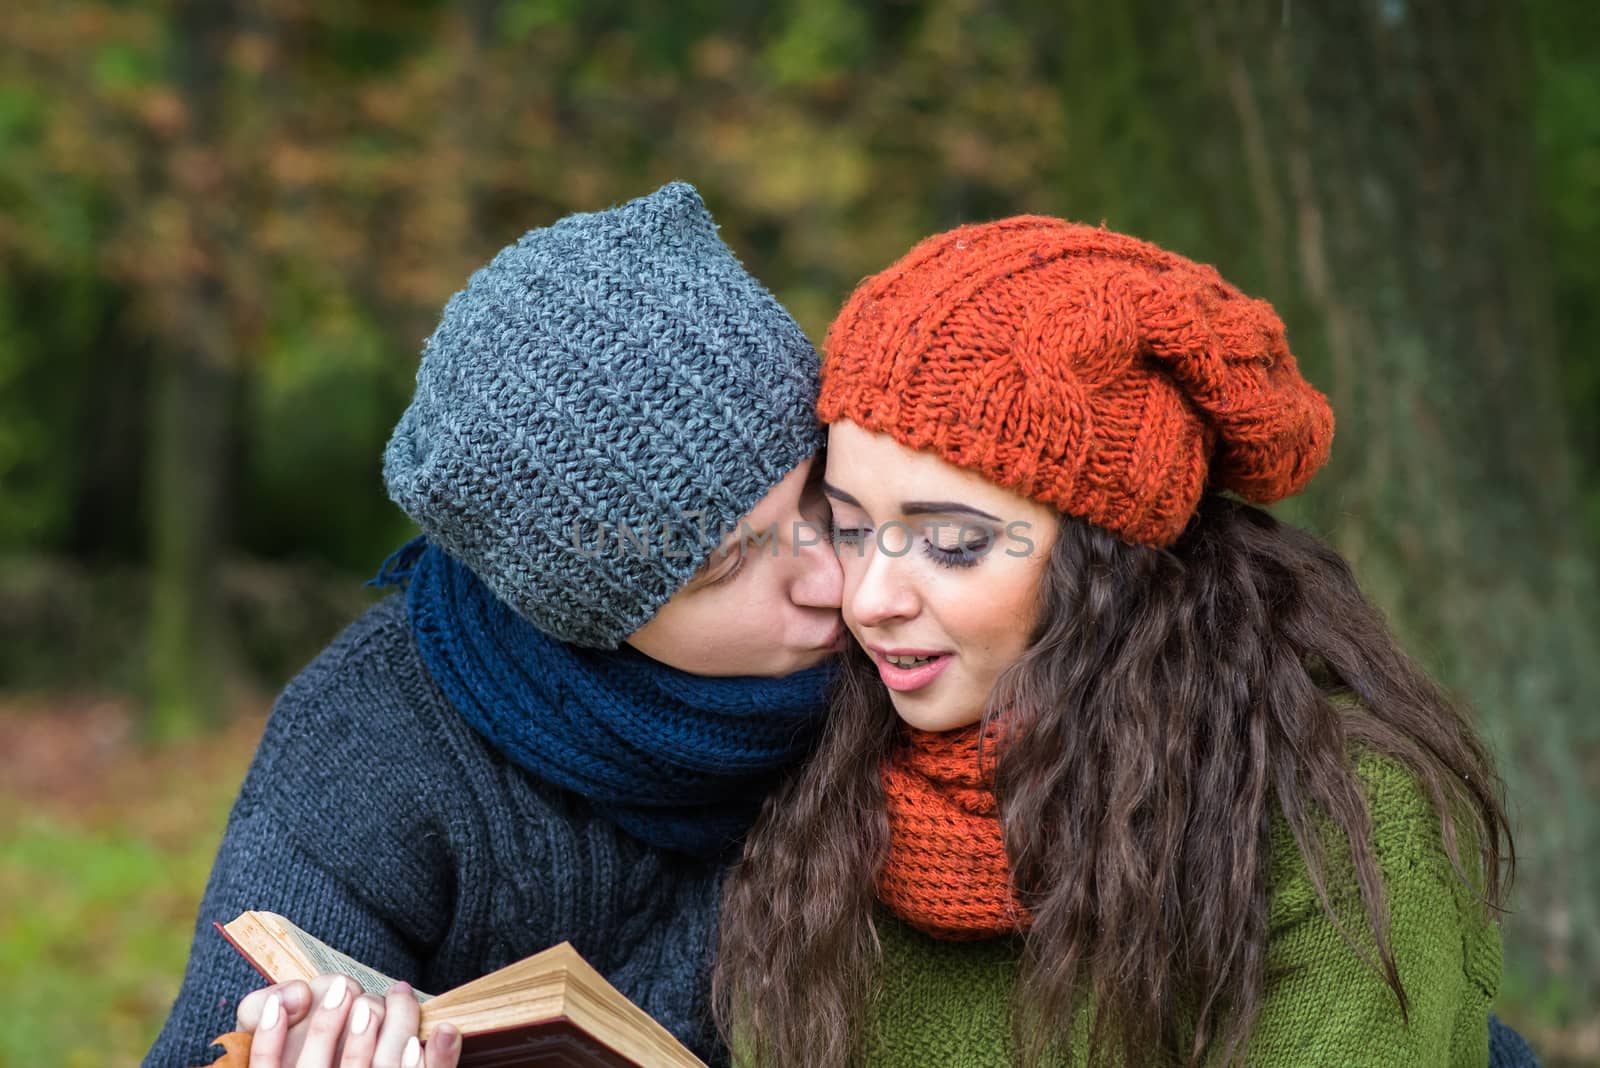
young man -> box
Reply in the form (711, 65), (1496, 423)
(143, 182), (842, 1068)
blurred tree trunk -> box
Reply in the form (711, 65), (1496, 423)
(426, 0), (499, 281)
(143, 0), (238, 739)
(1193, 0), (1599, 1021)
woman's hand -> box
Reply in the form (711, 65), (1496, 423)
(235, 974), (460, 1067)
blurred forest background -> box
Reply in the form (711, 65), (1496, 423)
(1, 0), (1597, 1064)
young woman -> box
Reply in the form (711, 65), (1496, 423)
(715, 217), (1516, 1066)
(145, 182), (844, 1068)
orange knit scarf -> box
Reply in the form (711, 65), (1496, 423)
(876, 722), (1033, 940)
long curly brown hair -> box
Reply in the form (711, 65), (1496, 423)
(713, 494), (1512, 1067)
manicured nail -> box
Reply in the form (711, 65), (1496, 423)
(322, 978), (348, 1011)
(350, 997), (372, 1035)
(260, 993), (282, 1032)
(402, 1035), (422, 1067)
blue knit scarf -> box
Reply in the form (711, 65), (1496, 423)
(371, 538), (833, 858)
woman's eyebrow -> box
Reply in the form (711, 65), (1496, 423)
(902, 501), (1002, 522)
(823, 480), (1002, 524)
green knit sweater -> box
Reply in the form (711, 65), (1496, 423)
(860, 753), (1501, 1066)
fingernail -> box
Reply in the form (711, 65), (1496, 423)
(402, 1035), (422, 1067)
(260, 993), (282, 1032)
(388, 980), (413, 996)
(435, 1026), (458, 1050)
(350, 997), (372, 1035)
(283, 984), (309, 1011)
(322, 978), (348, 1011)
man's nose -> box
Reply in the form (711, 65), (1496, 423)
(790, 523), (843, 609)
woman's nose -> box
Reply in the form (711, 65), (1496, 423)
(847, 540), (918, 627)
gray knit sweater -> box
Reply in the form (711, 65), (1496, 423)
(142, 595), (726, 1067)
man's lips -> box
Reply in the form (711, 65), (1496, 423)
(816, 621), (848, 651)
(799, 618), (848, 652)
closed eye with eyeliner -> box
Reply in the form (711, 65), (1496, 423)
(824, 486), (1001, 570)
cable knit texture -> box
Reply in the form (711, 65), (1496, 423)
(383, 181), (823, 647)
(143, 597), (731, 1068)
(877, 723), (1030, 940)
(818, 217), (1335, 547)
(859, 751), (1502, 1066)
(398, 538), (832, 858)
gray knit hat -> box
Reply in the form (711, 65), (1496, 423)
(383, 182), (823, 648)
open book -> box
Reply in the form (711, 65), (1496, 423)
(218, 911), (708, 1068)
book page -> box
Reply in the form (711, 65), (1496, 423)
(420, 942), (705, 1067)
(227, 912), (433, 1001)
(283, 922), (433, 1001)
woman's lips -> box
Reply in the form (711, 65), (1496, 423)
(869, 648), (953, 693)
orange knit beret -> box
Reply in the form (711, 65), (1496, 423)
(818, 217), (1335, 547)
